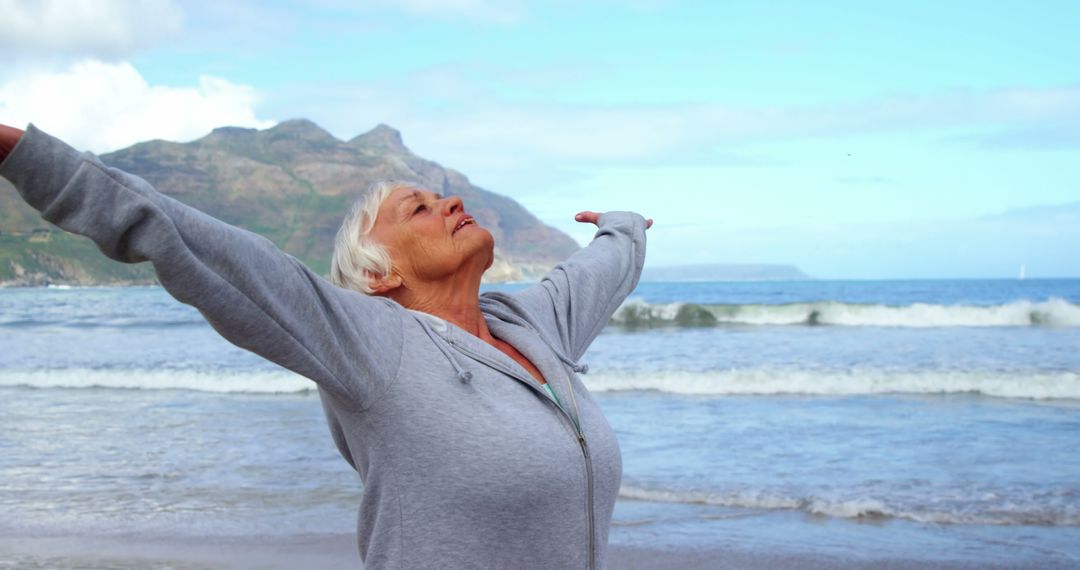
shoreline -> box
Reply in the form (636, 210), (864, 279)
(1, 532), (1074, 570)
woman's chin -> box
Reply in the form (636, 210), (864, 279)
(453, 228), (495, 272)
(474, 228), (496, 251)
(476, 238), (496, 271)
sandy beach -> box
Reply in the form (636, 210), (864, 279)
(2, 532), (1074, 570)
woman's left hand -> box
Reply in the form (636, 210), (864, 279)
(575, 211), (653, 229)
(0, 124), (25, 164)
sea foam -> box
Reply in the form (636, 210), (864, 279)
(610, 297), (1080, 328)
(4, 367), (1079, 400)
(618, 485), (1080, 526)
(585, 369), (1080, 400)
(0, 368), (312, 394)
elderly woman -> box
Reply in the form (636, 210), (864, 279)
(0, 123), (650, 569)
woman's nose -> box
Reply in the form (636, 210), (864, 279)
(442, 195), (464, 216)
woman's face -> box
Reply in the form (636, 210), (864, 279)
(369, 186), (494, 287)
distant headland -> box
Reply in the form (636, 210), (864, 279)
(641, 263), (811, 282)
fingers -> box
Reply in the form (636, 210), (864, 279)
(574, 211), (654, 230)
(574, 211), (601, 225)
(0, 124), (25, 163)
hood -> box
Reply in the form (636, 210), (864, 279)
(479, 291), (589, 375)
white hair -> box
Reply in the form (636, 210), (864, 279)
(331, 180), (418, 294)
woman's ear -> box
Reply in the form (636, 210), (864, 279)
(368, 271), (403, 296)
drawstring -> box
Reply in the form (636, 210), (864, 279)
(497, 313), (589, 375)
(489, 311), (590, 432)
(477, 292), (591, 376)
(411, 311), (473, 384)
(408, 303), (589, 436)
(551, 346), (588, 375)
(408, 305), (588, 384)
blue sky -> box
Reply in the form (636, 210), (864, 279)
(2, 0), (1078, 278)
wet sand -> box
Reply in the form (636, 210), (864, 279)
(1, 534), (1071, 570)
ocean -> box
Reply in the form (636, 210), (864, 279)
(2, 279), (1079, 568)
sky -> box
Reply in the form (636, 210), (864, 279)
(1, 0), (1078, 278)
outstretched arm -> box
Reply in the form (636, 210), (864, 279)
(0, 124), (403, 410)
(483, 209), (650, 362)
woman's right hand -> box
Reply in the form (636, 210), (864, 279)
(0, 124), (25, 163)
(575, 210), (653, 229)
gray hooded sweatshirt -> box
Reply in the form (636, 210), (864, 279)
(0, 125), (648, 570)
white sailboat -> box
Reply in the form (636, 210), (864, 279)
(1019, 264), (1026, 280)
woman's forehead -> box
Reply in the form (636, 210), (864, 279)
(387, 187), (440, 209)
(376, 187), (439, 223)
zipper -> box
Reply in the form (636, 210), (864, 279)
(448, 338), (598, 570)
(578, 430), (596, 570)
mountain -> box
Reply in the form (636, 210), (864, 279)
(977, 201), (1080, 223)
(0, 120), (580, 286)
(641, 263), (811, 282)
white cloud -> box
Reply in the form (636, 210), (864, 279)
(0, 0), (185, 59)
(0, 60), (273, 152)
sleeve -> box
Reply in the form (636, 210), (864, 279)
(0, 124), (403, 410)
(507, 211), (647, 361)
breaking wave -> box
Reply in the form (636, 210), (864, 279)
(0, 368), (312, 394)
(4, 368), (1079, 401)
(618, 485), (1080, 526)
(609, 298), (1080, 328)
(585, 370), (1080, 400)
